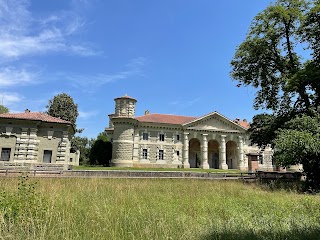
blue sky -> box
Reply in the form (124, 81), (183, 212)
(0, 0), (272, 138)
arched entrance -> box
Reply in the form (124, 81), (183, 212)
(226, 141), (238, 169)
(189, 138), (201, 168)
(208, 140), (219, 169)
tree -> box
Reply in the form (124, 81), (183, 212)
(0, 104), (9, 114)
(89, 132), (112, 166)
(274, 114), (320, 191)
(46, 93), (79, 130)
(231, 0), (320, 190)
(231, 0), (319, 116)
(71, 136), (95, 165)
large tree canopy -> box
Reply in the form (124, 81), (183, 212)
(231, 0), (319, 116)
(231, 0), (320, 191)
(46, 93), (79, 130)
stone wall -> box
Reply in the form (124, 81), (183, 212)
(112, 121), (135, 166)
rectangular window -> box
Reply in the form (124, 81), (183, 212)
(0, 148), (11, 161)
(143, 132), (149, 140)
(177, 151), (180, 156)
(70, 158), (73, 162)
(258, 155), (263, 164)
(159, 150), (164, 160)
(43, 150), (52, 163)
(159, 133), (165, 141)
(142, 149), (148, 159)
(176, 134), (180, 141)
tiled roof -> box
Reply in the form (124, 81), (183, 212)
(114, 95), (137, 101)
(135, 113), (250, 129)
(136, 114), (198, 125)
(0, 112), (72, 124)
(237, 120), (250, 129)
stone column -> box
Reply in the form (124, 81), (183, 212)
(238, 136), (246, 170)
(183, 132), (190, 168)
(219, 134), (228, 169)
(201, 134), (209, 169)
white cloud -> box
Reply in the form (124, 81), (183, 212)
(0, 0), (98, 61)
(0, 92), (24, 106)
(169, 97), (201, 109)
(61, 57), (147, 92)
(0, 67), (39, 88)
(78, 110), (99, 120)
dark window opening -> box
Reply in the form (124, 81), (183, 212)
(142, 149), (148, 159)
(1, 148), (11, 161)
(143, 132), (148, 140)
(159, 150), (164, 160)
(43, 150), (52, 163)
(159, 134), (165, 141)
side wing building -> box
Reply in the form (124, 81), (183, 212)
(0, 110), (79, 168)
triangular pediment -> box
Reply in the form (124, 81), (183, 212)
(183, 112), (247, 132)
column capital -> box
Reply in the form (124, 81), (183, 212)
(220, 134), (227, 138)
(183, 132), (189, 135)
(201, 133), (208, 136)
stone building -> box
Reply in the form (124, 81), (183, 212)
(106, 95), (274, 171)
(0, 110), (79, 168)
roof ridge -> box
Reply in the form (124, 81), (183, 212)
(0, 111), (71, 124)
(137, 113), (198, 118)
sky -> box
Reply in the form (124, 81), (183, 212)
(0, 0), (273, 139)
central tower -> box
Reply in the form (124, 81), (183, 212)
(111, 95), (137, 167)
(114, 94), (137, 118)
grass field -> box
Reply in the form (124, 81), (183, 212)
(0, 178), (319, 240)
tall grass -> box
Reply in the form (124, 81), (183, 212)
(0, 178), (319, 240)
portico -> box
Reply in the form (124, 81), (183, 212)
(182, 131), (246, 170)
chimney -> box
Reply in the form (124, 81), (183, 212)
(243, 119), (247, 122)
(25, 109), (30, 113)
(144, 110), (150, 115)
(234, 118), (240, 123)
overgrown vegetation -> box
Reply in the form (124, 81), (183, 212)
(0, 178), (320, 239)
(0, 175), (48, 238)
(231, 0), (320, 191)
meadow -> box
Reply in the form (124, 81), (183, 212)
(0, 177), (319, 240)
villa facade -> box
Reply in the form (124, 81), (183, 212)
(0, 110), (79, 168)
(106, 95), (275, 171)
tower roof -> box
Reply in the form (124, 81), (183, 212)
(114, 94), (137, 102)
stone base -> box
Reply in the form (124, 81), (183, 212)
(111, 160), (133, 167)
(219, 163), (228, 170)
(183, 162), (190, 169)
(201, 162), (210, 169)
(172, 160), (182, 165)
(132, 162), (182, 168)
(156, 160), (166, 164)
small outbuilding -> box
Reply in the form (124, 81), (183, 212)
(0, 110), (79, 169)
